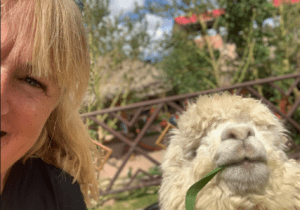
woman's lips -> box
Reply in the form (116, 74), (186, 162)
(1, 131), (9, 148)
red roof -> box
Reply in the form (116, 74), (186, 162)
(175, 0), (300, 25)
(174, 9), (225, 25)
(273, 0), (300, 7)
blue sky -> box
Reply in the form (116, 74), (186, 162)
(108, 0), (174, 48)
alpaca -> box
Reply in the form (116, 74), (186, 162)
(159, 93), (300, 210)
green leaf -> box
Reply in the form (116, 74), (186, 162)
(185, 166), (225, 210)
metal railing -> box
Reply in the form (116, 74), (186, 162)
(81, 73), (300, 196)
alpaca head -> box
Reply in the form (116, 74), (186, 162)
(159, 93), (300, 210)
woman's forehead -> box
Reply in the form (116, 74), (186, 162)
(0, 21), (14, 60)
(1, 3), (36, 68)
(1, 23), (33, 67)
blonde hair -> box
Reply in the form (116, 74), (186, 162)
(1, 0), (99, 206)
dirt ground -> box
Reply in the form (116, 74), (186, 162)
(92, 150), (164, 209)
(99, 150), (165, 178)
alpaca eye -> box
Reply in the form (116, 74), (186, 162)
(186, 148), (197, 160)
(192, 149), (197, 158)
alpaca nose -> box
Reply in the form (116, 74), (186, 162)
(221, 124), (255, 141)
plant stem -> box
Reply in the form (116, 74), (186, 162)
(199, 15), (220, 86)
(232, 9), (257, 84)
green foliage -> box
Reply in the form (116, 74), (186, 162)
(81, 0), (153, 111)
(148, 166), (162, 176)
(113, 186), (159, 201)
(157, 32), (216, 94)
(222, 0), (276, 48)
(143, 0), (300, 91)
(88, 193), (158, 210)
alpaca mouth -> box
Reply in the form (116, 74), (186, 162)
(234, 158), (258, 167)
(1, 131), (7, 138)
(223, 157), (266, 168)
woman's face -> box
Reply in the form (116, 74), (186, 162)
(1, 18), (61, 174)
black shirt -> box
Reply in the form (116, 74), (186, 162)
(1, 158), (87, 210)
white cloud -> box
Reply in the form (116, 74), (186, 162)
(140, 15), (174, 60)
(263, 17), (279, 27)
(145, 14), (173, 41)
(145, 14), (164, 40)
(109, 0), (144, 17)
(146, 14), (164, 31)
(108, 0), (174, 42)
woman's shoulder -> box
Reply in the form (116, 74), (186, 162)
(2, 157), (86, 210)
(28, 157), (87, 208)
(30, 157), (75, 183)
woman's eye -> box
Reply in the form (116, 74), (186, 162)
(23, 77), (46, 90)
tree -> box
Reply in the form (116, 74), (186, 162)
(80, 0), (155, 139)
(141, 0), (299, 93)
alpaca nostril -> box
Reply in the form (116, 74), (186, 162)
(247, 131), (252, 137)
(221, 124), (255, 141)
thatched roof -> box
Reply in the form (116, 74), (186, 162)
(84, 57), (172, 105)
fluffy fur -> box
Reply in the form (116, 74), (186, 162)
(159, 93), (300, 210)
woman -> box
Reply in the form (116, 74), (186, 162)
(1, 0), (99, 209)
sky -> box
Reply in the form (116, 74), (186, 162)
(108, 0), (174, 60)
(109, 0), (174, 38)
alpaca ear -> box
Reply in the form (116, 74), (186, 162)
(272, 135), (290, 152)
(283, 136), (293, 152)
(282, 136), (289, 144)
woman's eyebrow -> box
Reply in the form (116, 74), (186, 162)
(19, 63), (35, 75)
(17, 63), (46, 80)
